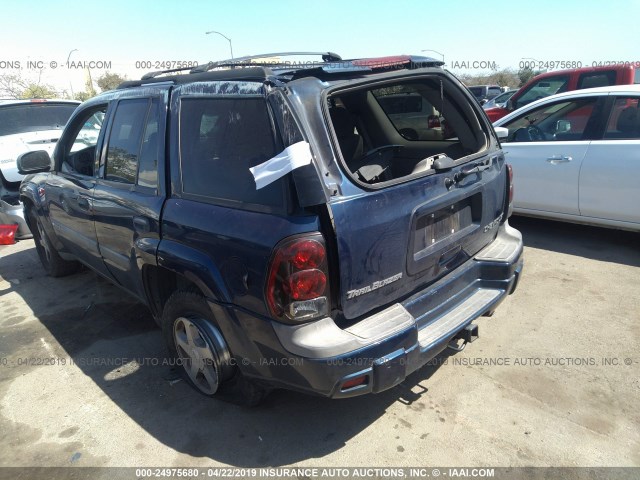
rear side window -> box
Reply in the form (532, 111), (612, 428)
(577, 71), (616, 89)
(104, 98), (159, 188)
(179, 97), (283, 207)
(105, 99), (149, 183)
(137, 100), (160, 188)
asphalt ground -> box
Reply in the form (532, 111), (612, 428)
(0, 217), (638, 471)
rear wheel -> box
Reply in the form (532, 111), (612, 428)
(28, 209), (80, 277)
(162, 290), (267, 406)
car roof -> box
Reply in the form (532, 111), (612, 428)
(117, 54), (445, 89)
(0, 99), (80, 106)
(494, 84), (640, 125)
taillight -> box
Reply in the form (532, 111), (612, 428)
(506, 163), (514, 217)
(266, 235), (330, 323)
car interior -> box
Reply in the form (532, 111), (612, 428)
(327, 76), (487, 185)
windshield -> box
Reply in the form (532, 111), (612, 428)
(0, 103), (77, 136)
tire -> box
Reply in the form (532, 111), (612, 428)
(161, 290), (267, 406)
(28, 209), (81, 277)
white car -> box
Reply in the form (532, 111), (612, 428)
(494, 85), (640, 231)
(0, 99), (80, 238)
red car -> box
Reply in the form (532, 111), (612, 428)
(485, 64), (640, 122)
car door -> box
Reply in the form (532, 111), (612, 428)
(92, 91), (168, 300)
(46, 103), (112, 276)
(498, 94), (606, 215)
(579, 94), (640, 226)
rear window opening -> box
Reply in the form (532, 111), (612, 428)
(327, 76), (487, 186)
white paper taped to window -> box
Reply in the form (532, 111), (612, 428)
(250, 141), (312, 190)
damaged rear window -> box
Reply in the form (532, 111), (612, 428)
(328, 76), (486, 185)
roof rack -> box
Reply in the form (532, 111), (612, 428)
(190, 51), (342, 74)
(140, 52), (342, 80)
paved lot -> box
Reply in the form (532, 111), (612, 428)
(0, 217), (638, 468)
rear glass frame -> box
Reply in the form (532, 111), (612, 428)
(323, 72), (490, 190)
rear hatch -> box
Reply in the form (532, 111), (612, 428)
(321, 72), (508, 319)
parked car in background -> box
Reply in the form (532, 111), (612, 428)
(0, 99), (80, 238)
(468, 84), (502, 104)
(483, 90), (516, 110)
(486, 64), (640, 122)
(18, 53), (522, 404)
(494, 85), (640, 231)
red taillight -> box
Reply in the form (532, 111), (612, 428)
(506, 163), (514, 217)
(266, 236), (330, 322)
(0, 224), (18, 245)
(289, 240), (325, 269)
(288, 270), (327, 300)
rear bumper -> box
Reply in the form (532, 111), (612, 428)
(220, 221), (523, 398)
(0, 198), (31, 239)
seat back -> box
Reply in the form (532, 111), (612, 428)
(330, 107), (363, 167)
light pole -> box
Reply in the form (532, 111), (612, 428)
(421, 49), (445, 65)
(66, 48), (78, 67)
(66, 49), (78, 96)
(205, 31), (233, 59)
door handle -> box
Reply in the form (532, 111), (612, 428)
(546, 155), (572, 164)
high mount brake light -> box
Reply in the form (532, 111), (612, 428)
(352, 55), (411, 68)
(266, 235), (330, 323)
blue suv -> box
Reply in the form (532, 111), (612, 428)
(18, 53), (523, 405)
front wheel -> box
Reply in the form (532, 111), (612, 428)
(162, 290), (268, 406)
(28, 209), (80, 277)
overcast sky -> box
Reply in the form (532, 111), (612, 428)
(1, 0), (638, 94)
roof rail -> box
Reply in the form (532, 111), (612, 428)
(189, 51), (342, 74)
(141, 65), (196, 80)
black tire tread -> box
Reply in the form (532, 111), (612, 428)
(28, 209), (81, 277)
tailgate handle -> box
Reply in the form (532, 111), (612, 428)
(438, 245), (462, 268)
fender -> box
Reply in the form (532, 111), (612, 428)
(17, 174), (64, 252)
(156, 239), (231, 304)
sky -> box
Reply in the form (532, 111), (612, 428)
(1, 0), (639, 95)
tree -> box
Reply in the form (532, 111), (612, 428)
(517, 67), (544, 87)
(457, 68), (520, 89)
(0, 73), (59, 99)
(96, 72), (127, 92)
(20, 83), (58, 99)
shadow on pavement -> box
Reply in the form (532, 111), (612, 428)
(511, 216), (640, 267)
(0, 243), (444, 467)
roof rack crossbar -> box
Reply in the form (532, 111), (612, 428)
(189, 51), (342, 74)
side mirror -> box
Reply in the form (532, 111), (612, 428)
(556, 120), (571, 133)
(506, 99), (514, 111)
(494, 126), (509, 140)
(17, 150), (52, 175)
